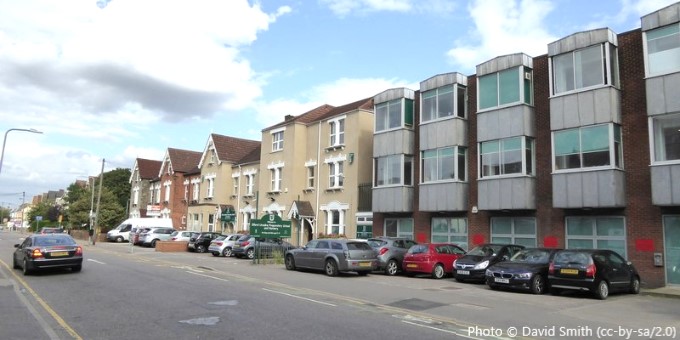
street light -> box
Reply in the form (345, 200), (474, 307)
(0, 128), (43, 174)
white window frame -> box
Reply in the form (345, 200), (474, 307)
(384, 218), (414, 239)
(307, 164), (315, 189)
(163, 180), (171, 202)
(268, 163), (284, 192)
(271, 128), (285, 152)
(648, 112), (680, 164)
(421, 84), (466, 123)
(477, 66), (533, 112)
(431, 217), (468, 251)
(550, 42), (619, 96)
(154, 184), (161, 204)
(329, 117), (345, 147)
(479, 137), (535, 178)
(205, 176), (215, 198)
(375, 99), (403, 132)
(232, 176), (239, 196)
(565, 216), (627, 259)
(421, 146), (467, 183)
(246, 174), (255, 195)
(191, 178), (200, 201)
(552, 123), (623, 172)
(183, 180), (189, 201)
(133, 186), (139, 205)
(643, 23), (680, 77)
(374, 154), (413, 187)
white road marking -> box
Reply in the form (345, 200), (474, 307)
(87, 259), (106, 265)
(185, 270), (229, 282)
(262, 288), (337, 306)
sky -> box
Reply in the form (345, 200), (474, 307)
(0, 0), (677, 208)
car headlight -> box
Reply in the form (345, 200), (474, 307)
(516, 273), (531, 279)
(485, 269), (492, 277)
(474, 260), (489, 270)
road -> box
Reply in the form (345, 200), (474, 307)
(1, 230), (679, 340)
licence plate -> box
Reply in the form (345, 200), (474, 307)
(50, 251), (69, 257)
(494, 278), (510, 284)
(457, 270), (470, 275)
(406, 264), (417, 268)
(359, 262), (372, 267)
(560, 268), (579, 275)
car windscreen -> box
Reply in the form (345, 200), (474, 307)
(34, 235), (77, 246)
(553, 251), (591, 265)
(407, 244), (429, 254)
(467, 244), (503, 256)
(346, 242), (372, 250)
(510, 249), (551, 263)
(366, 239), (386, 248)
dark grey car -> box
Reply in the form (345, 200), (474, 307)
(367, 237), (418, 275)
(285, 239), (378, 276)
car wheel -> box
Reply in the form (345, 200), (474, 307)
(246, 248), (255, 259)
(72, 265), (82, 273)
(151, 239), (158, 248)
(596, 280), (609, 300)
(325, 260), (338, 277)
(115, 236), (124, 243)
(357, 271), (368, 276)
(22, 259), (31, 276)
(530, 274), (546, 295)
(197, 245), (206, 253)
(431, 264), (445, 279)
(223, 247), (233, 257)
(285, 255), (296, 270)
(630, 276), (640, 294)
(385, 259), (399, 276)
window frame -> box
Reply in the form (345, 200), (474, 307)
(649, 112), (680, 164)
(478, 66), (533, 112)
(565, 216), (627, 259)
(421, 84), (467, 123)
(383, 218), (414, 239)
(552, 123), (623, 172)
(644, 23), (680, 77)
(328, 161), (344, 188)
(271, 130), (284, 152)
(479, 136), (535, 178)
(550, 42), (619, 96)
(375, 98), (413, 132)
(374, 154), (413, 187)
(431, 217), (468, 251)
(270, 167), (282, 192)
(490, 217), (537, 247)
(329, 117), (345, 147)
(306, 165), (315, 189)
(421, 146), (467, 183)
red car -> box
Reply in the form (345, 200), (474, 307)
(403, 243), (466, 279)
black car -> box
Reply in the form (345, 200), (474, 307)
(485, 248), (561, 294)
(13, 234), (83, 275)
(548, 249), (640, 300)
(187, 232), (222, 253)
(453, 243), (525, 282)
(232, 235), (296, 259)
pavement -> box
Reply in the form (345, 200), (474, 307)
(641, 286), (680, 299)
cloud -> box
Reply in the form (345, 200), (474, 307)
(320, 0), (456, 16)
(446, 0), (556, 73)
(584, 0), (680, 31)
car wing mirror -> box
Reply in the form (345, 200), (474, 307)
(14, 244), (20, 248)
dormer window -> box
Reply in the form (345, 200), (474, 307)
(329, 117), (345, 147)
(271, 128), (285, 152)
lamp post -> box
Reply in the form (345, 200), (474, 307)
(0, 128), (43, 174)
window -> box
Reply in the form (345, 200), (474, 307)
(552, 43), (618, 95)
(329, 161), (344, 188)
(329, 118), (345, 146)
(233, 177), (239, 196)
(478, 66), (532, 110)
(553, 124), (622, 170)
(328, 210), (341, 235)
(374, 155), (412, 187)
(183, 182), (189, 201)
(431, 217), (468, 250)
(356, 225), (372, 239)
(566, 216), (626, 258)
(191, 180), (200, 201)
(133, 187), (139, 205)
(270, 168), (282, 192)
(154, 184), (161, 204)
(421, 85), (466, 122)
(272, 130), (284, 151)
(421, 146), (467, 182)
(645, 23), (680, 76)
(491, 217), (537, 247)
(375, 99), (413, 132)
(163, 181), (171, 202)
(206, 177), (215, 198)
(384, 218), (414, 239)
(651, 113), (680, 163)
(306, 165), (315, 188)
(208, 214), (215, 232)
(480, 137), (534, 177)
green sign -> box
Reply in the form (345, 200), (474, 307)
(250, 214), (291, 238)
(220, 208), (236, 222)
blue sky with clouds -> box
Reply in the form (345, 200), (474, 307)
(0, 0), (676, 206)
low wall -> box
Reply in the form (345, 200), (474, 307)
(155, 241), (188, 252)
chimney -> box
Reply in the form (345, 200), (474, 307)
(285, 114), (294, 121)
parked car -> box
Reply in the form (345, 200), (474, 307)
(548, 249), (640, 300)
(285, 239), (378, 276)
(208, 234), (243, 257)
(138, 227), (176, 247)
(453, 244), (525, 282)
(169, 230), (195, 242)
(38, 227), (64, 234)
(13, 233), (83, 275)
(130, 227), (150, 245)
(367, 237), (418, 276)
(187, 232), (222, 253)
(485, 248), (561, 294)
(232, 235), (296, 259)
(402, 243), (466, 279)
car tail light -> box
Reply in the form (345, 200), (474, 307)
(549, 262), (555, 275)
(453, 259), (458, 267)
(31, 249), (44, 258)
(171, 237), (178, 240)
(379, 248), (389, 256)
(586, 263), (596, 278)
(75, 246), (83, 256)
(242, 241), (250, 247)
(214, 242), (223, 246)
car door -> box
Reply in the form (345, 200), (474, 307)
(14, 237), (32, 263)
(310, 240), (330, 270)
(296, 240), (318, 268)
(604, 251), (632, 291)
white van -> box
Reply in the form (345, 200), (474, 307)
(106, 218), (173, 242)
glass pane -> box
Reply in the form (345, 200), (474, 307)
(491, 236), (512, 244)
(482, 153), (500, 177)
(421, 90), (436, 122)
(404, 156), (413, 186)
(664, 216), (680, 284)
(388, 100), (402, 129)
(451, 218), (467, 234)
(439, 147), (455, 180)
(399, 219), (414, 233)
(492, 218), (512, 234)
(479, 74), (498, 109)
(451, 236), (468, 251)
(554, 129), (580, 155)
(432, 218), (449, 233)
(653, 114), (680, 162)
(514, 218), (536, 235)
(499, 67), (520, 105)
(647, 24), (680, 75)
(567, 239), (593, 249)
(388, 155), (401, 185)
(515, 238), (537, 247)
(597, 240), (626, 258)
(422, 155), (436, 182)
(596, 218), (624, 236)
(456, 85), (466, 118)
(567, 217), (593, 236)
(385, 220), (398, 237)
(575, 45), (604, 89)
(432, 235), (448, 243)
(581, 125), (609, 152)
(553, 53), (574, 94)
(481, 140), (499, 154)
(457, 148), (466, 181)
(404, 99), (414, 125)
(437, 86), (454, 118)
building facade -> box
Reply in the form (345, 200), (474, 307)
(128, 158), (162, 218)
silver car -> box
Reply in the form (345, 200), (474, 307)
(284, 239), (378, 276)
(138, 227), (176, 247)
(208, 234), (243, 257)
(367, 237), (418, 276)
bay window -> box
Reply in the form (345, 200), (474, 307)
(552, 43), (618, 95)
(421, 85), (466, 122)
(479, 66), (532, 110)
(421, 146), (467, 182)
(645, 23), (680, 76)
(480, 137), (534, 177)
(375, 98), (413, 132)
(651, 113), (680, 163)
(374, 154), (412, 187)
(553, 124), (622, 170)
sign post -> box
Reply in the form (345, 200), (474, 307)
(249, 214), (291, 238)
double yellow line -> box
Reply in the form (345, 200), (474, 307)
(0, 259), (83, 340)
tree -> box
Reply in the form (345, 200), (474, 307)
(102, 168), (131, 209)
(69, 187), (125, 232)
